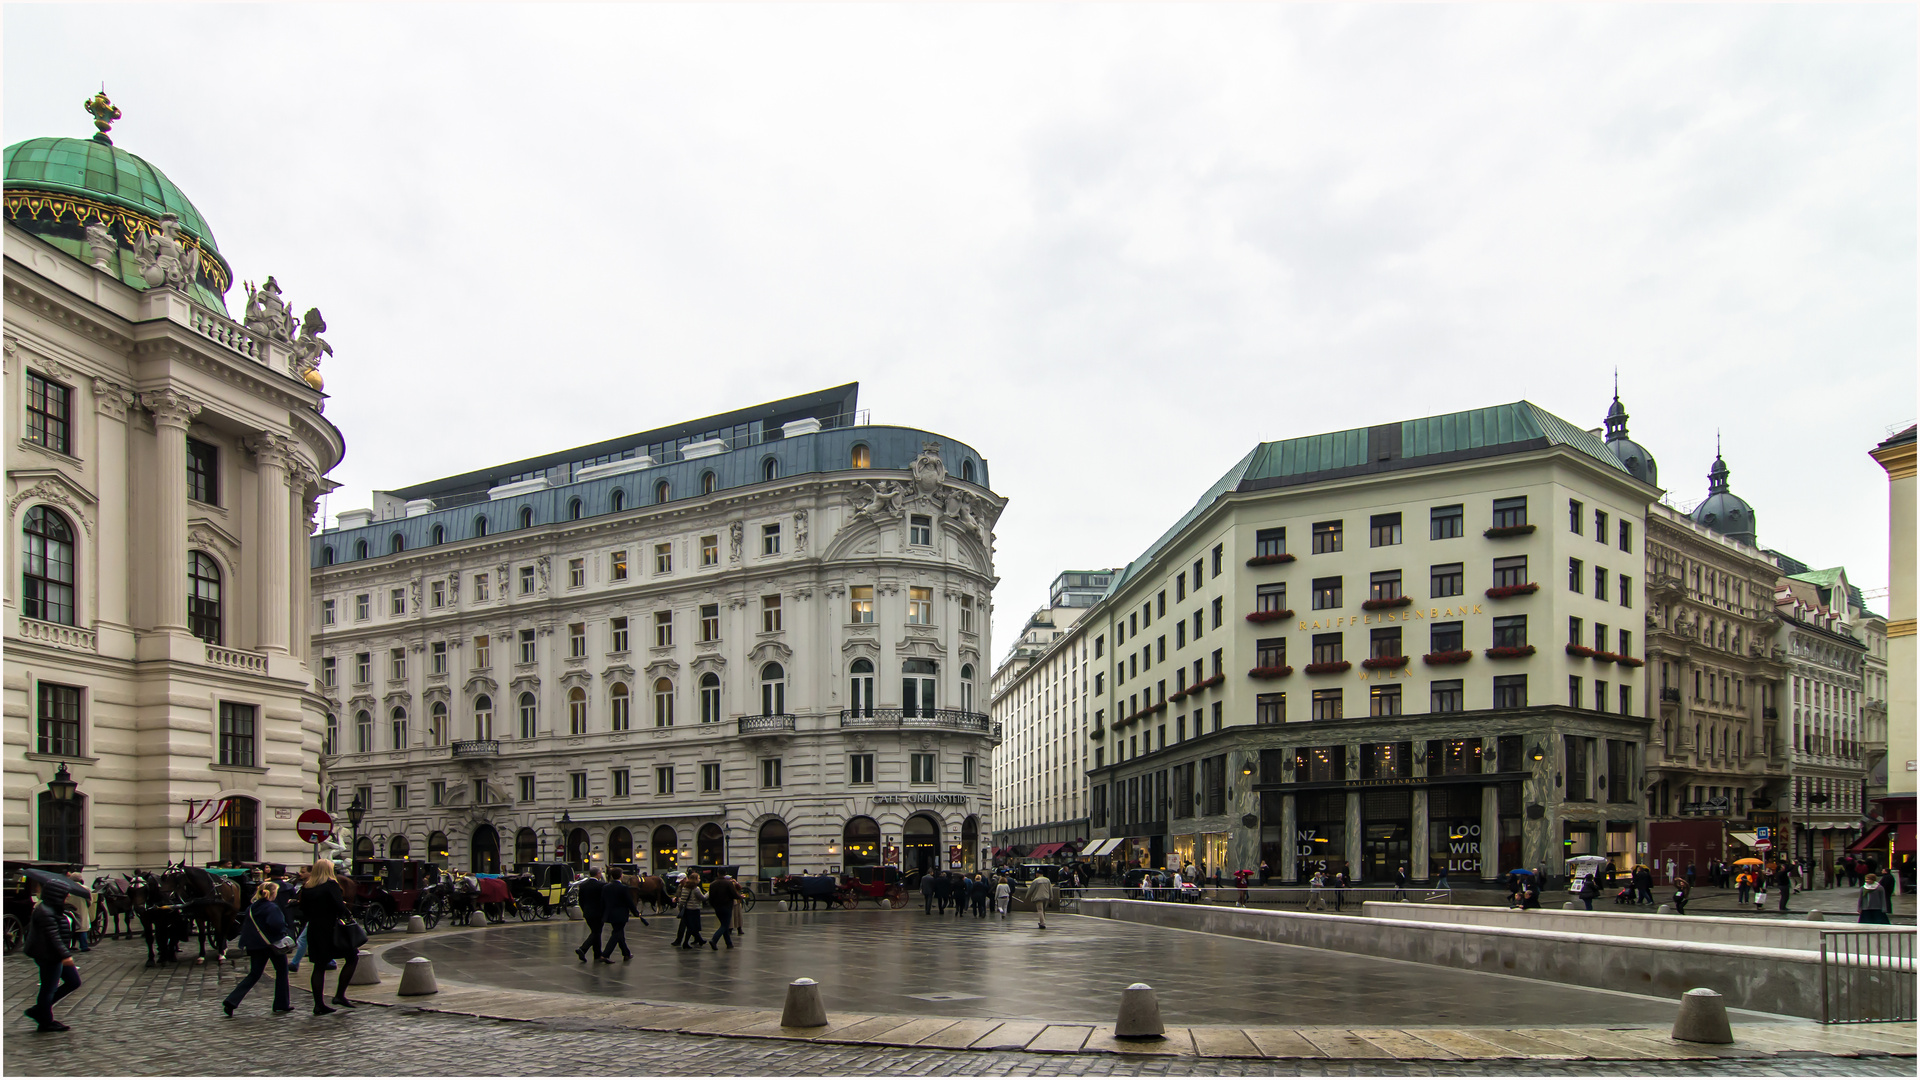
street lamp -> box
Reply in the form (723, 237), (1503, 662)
(47, 762), (77, 802)
(558, 809), (573, 866)
(346, 793), (366, 867)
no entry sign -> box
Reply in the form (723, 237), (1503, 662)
(296, 808), (334, 844)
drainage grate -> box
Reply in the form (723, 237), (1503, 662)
(906, 992), (984, 1002)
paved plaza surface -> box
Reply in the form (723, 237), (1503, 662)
(386, 909), (1786, 1027)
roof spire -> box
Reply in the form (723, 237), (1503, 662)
(83, 89), (120, 145)
(1706, 434), (1731, 495)
(1604, 373), (1630, 441)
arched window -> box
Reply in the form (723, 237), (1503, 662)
(962, 460), (976, 483)
(325, 713), (338, 756)
(902, 658), (937, 718)
(655, 480), (670, 504)
(762, 457), (778, 482)
(188, 552), (221, 643)
(843, 816), (880, 868)
(356, 709), (373, 753)
(568, 497), (582, 521)
(430, 524), (444, 545)
(322, 545), (335, 565)
(610, 488), (626, 512)
(218, 796), (259, 863)
(473, 695), (493, 741)
(474, 516), (489, 538)
(389, 834), (410, 859)
(519, 506), (534, 529)
(851, 443), (871, 469)
(849, 658), (875, 718)
(760, 663), (786, 716)
(568, 686), (587, 734)
(514, 826), (537, 866)
(903, 813), (939, 874)
(609, 682), (630, 731)
(391, 706), (408, 749)
(519, 692), (538, 739)
(427, 830), (449, 867)
(390, 533), (405, 554)
(958, 663), (977, 713)
(37, 789), (83, 864)
(609, 826), (634, 866)
(355, 836), (375, 859)
(758, 818), (788, 874)
(961, 815), (979, 871)
(652, 824), (680, 871)
(429, 701), (448, 746)
(653, 677), (675, 727)
(697, 822), (725, 865)
(700, 471), (716, 495)
(472, 824), (500, 873)
(22, 506), (76, 625)
(566, 828), (589, 870)
(700, 672), (721, 724)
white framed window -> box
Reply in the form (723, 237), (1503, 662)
(611, 550), (628, 581)
(390, 647), (407, 681)
(910, 752), (936, 784)
(321, 599), (336, 626)
(653, 678), (675, 727)
(654, 610), (673, 647)
(655, 542), (672, 574)
(850, 585), (874, 624)
(960, 595), (975, 633)
(429, 641), (447, 674)
(760, 758), (782, 789)
(568, 558), (584, 588)
(762, 522), (781, 555)
(610, 682), (631, 730)
(355, 594), (370, 620)
(610, 616), (629, 653)
(391, 587), (405, 616)
(908, 586), (932, 624)
(760, 663), (786, 715)
(701, 762), (720, 792)
(909, 514), (933, 546)
(701, 535), (719, 566)
(569, 622), (586, 658)
(655, 765), (675, 795)
(700, 604), (719, 642)
(613, 769), (630, 797)
(518, 628), (536, 664)
(850, 753), (874, 784)
(431, 580), (445, 607)
(699, 672), (721, 723)
(762, 595), (782, 632)
(568, 687), (587, 734)
(570, 772), (588, 800)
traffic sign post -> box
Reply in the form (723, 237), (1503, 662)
(297, 808), (334, 865)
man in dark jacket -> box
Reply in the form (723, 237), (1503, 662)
(1392, 865), (1410, 902)
(574, 868), (606, 962)
(23, 879), (81, 1032)
(1772, 864), (1793, 914)
(970, 874), (990, 917)
(934, 871), (951, 914)
(597, 872), (641, 962)
(920, 870), (936, 913)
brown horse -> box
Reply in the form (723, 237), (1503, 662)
(630, 874), (672, 914)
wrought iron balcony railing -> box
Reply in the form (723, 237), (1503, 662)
(451, 740), (500, 757)
(739, 714), (797, 735)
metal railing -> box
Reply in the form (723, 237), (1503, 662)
(451, 740), (499, 757)
(1819, 929), (1916, 1024)
(739, 714), (796, 735)
(839, 707), (993, 734)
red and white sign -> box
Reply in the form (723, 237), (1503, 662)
(295, 808), (334, 844)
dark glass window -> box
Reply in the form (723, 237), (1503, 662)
(1369, 685), (1402, 717)
(1361, 741), (1413, 777)
(1619, 521), (1633, 553)
(25, 372), (71, 455)
(1492, 615), (1527, 649)
(1491, 497), (1528, 529)
(1431, 563), (1462, 598)
(1492, 674), (1527, 709)
(219, 701), (256, 766)
(1370, 626), (1401, 659)
(1492, 556), (1528, 588)
(37, 682), (81, 756)
(1569, 557), (1584, 592)
(1428, 739), (1483, 775)
(1256, 693), (1284, 724)
(1256, 582), (1286, 612)
(22, 506), (76, 625)
(1594, 565), (1609, 601)
(1568, 616), (1584, 645)
(1369, 513), (1402, 547)
(38, 791), (82, 863)
(1569, 499), (1584, 534)
(1256, 638), (1286, 668)
(218, 797), (257, 862)
(188, 552), (222, 644)
(1311, 521), (1343, 553)
(1430, 680), (1463, 713)
(1255, 528), (1285, 557)
(1311, 633), (1343, 664)
(1311, 577), (1342, 610)
(1430, 504), (1463, 539)
(1369, 570), (1402, 600)
(1430, 621), (1463, 653)
(1310, 689), (1343, 721)
(1295, 745), (1344, 781)
(186, 438), (218, 504)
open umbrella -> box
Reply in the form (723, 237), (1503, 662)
(20, 868), (90, 900)
(1733, 857), (1765, 867)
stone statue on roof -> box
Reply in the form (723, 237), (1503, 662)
(290, 307), (332, 390)
(83, 218), (114, 270)
(132, 212), (196, 292)
(244, 276), (295, 342)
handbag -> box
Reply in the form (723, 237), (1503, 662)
(335, 917), (369, 953)
(249, 907), (296, 955)
(1754, 889), (1768, 904)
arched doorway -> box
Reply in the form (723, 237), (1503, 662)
(758, 819), (788, 877)
(427, 831), (449, 867)
(697, 823), (725, 866)
(218, 797), (259, 864)
(652, 825), (680, 871)
(609, 827), (634, 867)
(354, 835), (375, 860)
(471, 824), (500, 873)
(567, 828), (590, 870)
(389, 834), (410, 859)
(844, 816), (880, 869)
(961, 816), (979, 872)
(903, 813), (940, 875)
(515, 827), (537, 866)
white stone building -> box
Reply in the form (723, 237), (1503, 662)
(311, 386), (1003, 881)
(1772, 566), (1873, 868)
(4, 102), (345, 869)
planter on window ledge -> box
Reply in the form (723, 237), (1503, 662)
(1485, 583), (1539, 600)
(1246, 553), (1296, 566)
(1564, 643), (1597, 658)
(1245, 609), (1294, 624)
(1247, 665), (1294, 679)
(1484, 645), (1537, 660)
(1191, 673), (1227, 692)
(1483, 524), (1537, 539)
(1303, 660), (1352, 675)
(1588, 650), (1618, 664)
(1616, 656), (1645, 668)
(1361, 655), (1409, 670)
(1423, 650), (1473, 666)
(1361, 596), (1413, 611)
(1168, 688), (1190, 702)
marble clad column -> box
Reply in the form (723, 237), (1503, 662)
(1411, 787), (1430, 882)
(1344, 790), (1363, 880)
(141, 390), (201, 632)
(246, 434), (294, 653)
(1480, 783), (1502, 881)
(1279, 791), (1297, 881)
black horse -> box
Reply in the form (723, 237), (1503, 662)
(135, 871), (191, 967)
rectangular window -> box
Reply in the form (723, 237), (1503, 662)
(910, 753), (937, 784)
(36, 683), (81, 756)
(1370, 626), (1401, 659)
(1491, 496), (1528, 529)
(613, 769), (630, 797)
(571, 772), (588, 800)
(760, 758), (782, 789)
(1369, 685), (1402, 717)
(1431, 563), (1463, 598)
(1594, 679), (1608, 714)
(610, 616), (629, 653)
(1369, 513), (1402, 547)
(474, 574), (490, 601)
(1569, 557), (1584, 592)
(1430, 503), (1464, 539)
(1568, 616), (1583, 645)
(1594, 622), (1608, 652)
(1569, 675), (1584, 709)
(431, 780), (446, 807)
(1256, 582), (1287, 613)
(908, 587), (933, 624)
(1569, 499), (1584, 534)
(1311, 633), (1343, 665)
(1256, 637), (1286, 668)
(963, 755), (976, 786)
(474, 635), (490, 669)
(762, 523), (781, 555)
(1193, 559), (1204, 586)
(909, 514), (933, 546)
(1255, 528), (1285, 558)
(655, 543), (673, 574)
(1311, 577), (1342, 610)
(217, 701), (256, 767)
(519, 775), (535, 802)
(1311, 688), (1343, 721)
(655, 765), (675, 795)
(1595, 509), (1609, 540)
(355, 652), (371, 684)
(187, 438), (219, 504)
(1311, 520), (1343, 554)
(391, 784), (408, 810)
(1492, 615), (1528, 649)
(653, 611), (673, 647)
(519, 566), (535, 594)
(1618, 629), (1632, 656)
(611, 550), (628, 580)
(321, 656), (338, 688)
(1212, 649), (1223, 678)
(24, 372), (71, 455)
(1430, 679), (1463, 713)
(1429, 621), (1464, 654)
(1176, 621), (1187, 648)
(960, 595), (975, 632)
(1618, 574), (1631, 607)
(701, 535), (719, 566)
(850, 753), (875, 785)
(389, 647), (407, 681)
(568, 622), (586, 658)
(1256, 692), (1285, 725)
(568, 557), (585, 588)
(1369, 570), (1403, 601)
(701, 762), (720, 792)
(1493, 674), (1527, 709)
(355, 594), (370, 620)
(518, 628), (536, 664)
(1594, 565), (1608, 602)
(431, 581), (445, 608)
(1619, 684), (1632, 716)
(1619, 520), (1633, 553)
(762, 595), (782, 632)
(1492, 556), (1528, 589)
(700, 604), (720, 642)
(322, 599), (336, 626)
(391, 588), (406, 616)
(1211, 597), (1223, 628)
(846, 585), (875, 623)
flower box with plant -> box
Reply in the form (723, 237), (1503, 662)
(1361, 655), (1409, 670)
(1361, 596), (1412, 611)
(1304, 660), (1352, 675)
(1168, 688), (1190, 702)
(1483, 524), (1537, 539)
(1484, 645), (1536, 660)
(1192, 673), (1227, 691)
(1616, 656), (1645, 668)
(1423, 650), (1472, 665)
(1248, 665), (1294, 679)
(1564, 643), (1596, 658)
(1245, 609), (1294, 624)
(1485, 583), (1539, 600)
(1589, 650), (1618, 664)
(1246, 553), (1296, 566)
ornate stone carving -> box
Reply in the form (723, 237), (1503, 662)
(729, 521), (743, 564)
(90, 377), (133, 420)
(448, 574), (461, 603)
(289, 308), (332, 389)
(140, 389), (202, 430)
(910, 441), (947, 497)
(849, 480), (907, 517)
(409, 578), (423, 612)
(536, 555), (550, 593)
(84, 220), (114, 270)
(7, 480), (94, 536)
(243, 432), (295, 472)
(243, 277), (295, 342)
(794, 509), (809, 552)
(132, 212), (197, 292)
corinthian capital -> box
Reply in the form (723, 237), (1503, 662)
(92, 377), (135, 420)
(140, 389), (203, 429)
(244, 432), (297, 471)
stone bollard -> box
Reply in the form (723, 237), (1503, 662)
(349, 949), (381, 985)
(781, 978), (828, 1028)
(778, 899), (790, 912)
(1563, 901), (1579, 910)
(1115, 982), (1166, 1039)
(408, 914), (426, 933)
(1658, 903), (1675, 915)
(1805, 909), (1825, 922)
(1671, 988), (1734, 1044)
(397, 956), (438, 995)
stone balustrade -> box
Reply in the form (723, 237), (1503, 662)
(15, 616), (98, 653)
(204, 643), (269, 674)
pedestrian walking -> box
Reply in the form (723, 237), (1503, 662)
(1880, 865), (1897, 916)
(933, 871), (951, 914)
(921, 870), (936, 914)
(22, 877), (81, 1032)
(994, 876), (1011, 918)
(600, 871), (643, 960)
(223, 880), (293, 1016)
(1435, 865), (1450, 892)
(299, 859), (359, 1014)
(1234, 868), (1253, 906)
(706, 875), (739, 950)
(1735, 871), (1751, 906)
(970, 873), (990, 917)
(1578, 873), (1598, 911)
(1026, 872), (1054, 929)
(574, 867), (606, 962)
(1392, 864), (1409, 902)
(1773, 864), (1793, 914)
(1332, 870), (1349, 912)
(671, 872), (707, 949)
(63, 874), (92, 953)
(1858, 874), (1891, 924)
(1672, 877), (1689, 915)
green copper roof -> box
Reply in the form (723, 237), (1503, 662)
(1787, 567), (1876, 618)
(5, 137), (219, 249)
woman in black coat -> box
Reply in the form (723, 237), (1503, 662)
(223, 880), (293, 1015)
(298, 860), (360, 1013)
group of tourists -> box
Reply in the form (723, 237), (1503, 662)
(569, 865), (744, 956)
(917, 869), (1055, 926)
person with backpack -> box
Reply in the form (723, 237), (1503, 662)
(22, 878), (81, 1033)
(1672, 876), (1690, 915)
(223, 880), (293, 1016)
(671, 872), (706, 949)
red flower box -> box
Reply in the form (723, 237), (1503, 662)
(1194, 673), (1227, 691)
(1423, 651), (1473, 666)
(1564, 643), (1596, 658)
(1617, 656), (1645, 668)
(1168, 689), (1189, 702)
(1590, 651), (1618, 664)
(1361, 655), (1409, 670)
(1247, 665), (1294, 679)
(1483, 524), (1537, 538)
(1246, 553), (1296, 566)
(1304, 660), (1352, 675)
(1485, 583), (1540, 600)
(1484, 645), (1537, 660)
(1361, 596), (1413, 611)
(1245, 609), (1294, 624)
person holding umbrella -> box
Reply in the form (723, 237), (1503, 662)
(20, 871), (85, 1032)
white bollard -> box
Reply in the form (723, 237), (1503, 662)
(778, 899), (790, 912)
(1670, 988), (1734, 1044)
(349, 949), (381, 985)
(1657, 903), (1675, 915)
(397, 956), (438, 995)
(1115, 982), (1166, 1039)
(1804, 909), (1825, 922)
(1563, 901), (1579, 910)
(780, 977), (828, 1028)
(407, 915), (426, 933)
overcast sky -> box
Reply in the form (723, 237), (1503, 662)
(7, 4), (1914, 651)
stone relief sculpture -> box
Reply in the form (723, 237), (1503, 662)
(243, 276), (296, 341)
(793, 509), (809, 552)
(289, 307), (332, 390)
(83, 219), (114, 270)
(910, 441), (947, 498)
(729, 521), (744, 563)
(132, 212), (196, 291)
(410, 579), (423, 612)
(536, 555), (551, 593)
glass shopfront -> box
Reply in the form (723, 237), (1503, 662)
(1296, 791), (1347, 879)
(1361, 790), (1411, 883)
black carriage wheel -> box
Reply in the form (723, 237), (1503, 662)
(421, 898), (442, 931)
(483, 902), (504, 924)
(537, 901), (552, 922)
(740, 889), (757, 913)
(3, 913), (22, 954)
(517, 901), (533, 922)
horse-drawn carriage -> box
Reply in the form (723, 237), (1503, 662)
(506, 862), (576, 921)
(2, 860), (84, 955)
(773, 865), (907, 910)
(346, 859), (445, 931)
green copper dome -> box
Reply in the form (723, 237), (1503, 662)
(4, 132), (233, 312)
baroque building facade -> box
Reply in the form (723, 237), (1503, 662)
(4, 100), (344, 869)
(312, 386), (1002, 881)
(1867, 424), (1914, 888)
(1772, 566), (1872, 870)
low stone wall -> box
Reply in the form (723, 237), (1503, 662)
(1357, 901), (1865, 952)
(1078, 897), (1825, 1018)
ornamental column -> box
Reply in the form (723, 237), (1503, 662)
(141, 390), (201, 633)
(246, 434), (295, 653)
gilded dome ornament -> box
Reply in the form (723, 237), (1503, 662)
(83, 90), (121, 144)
